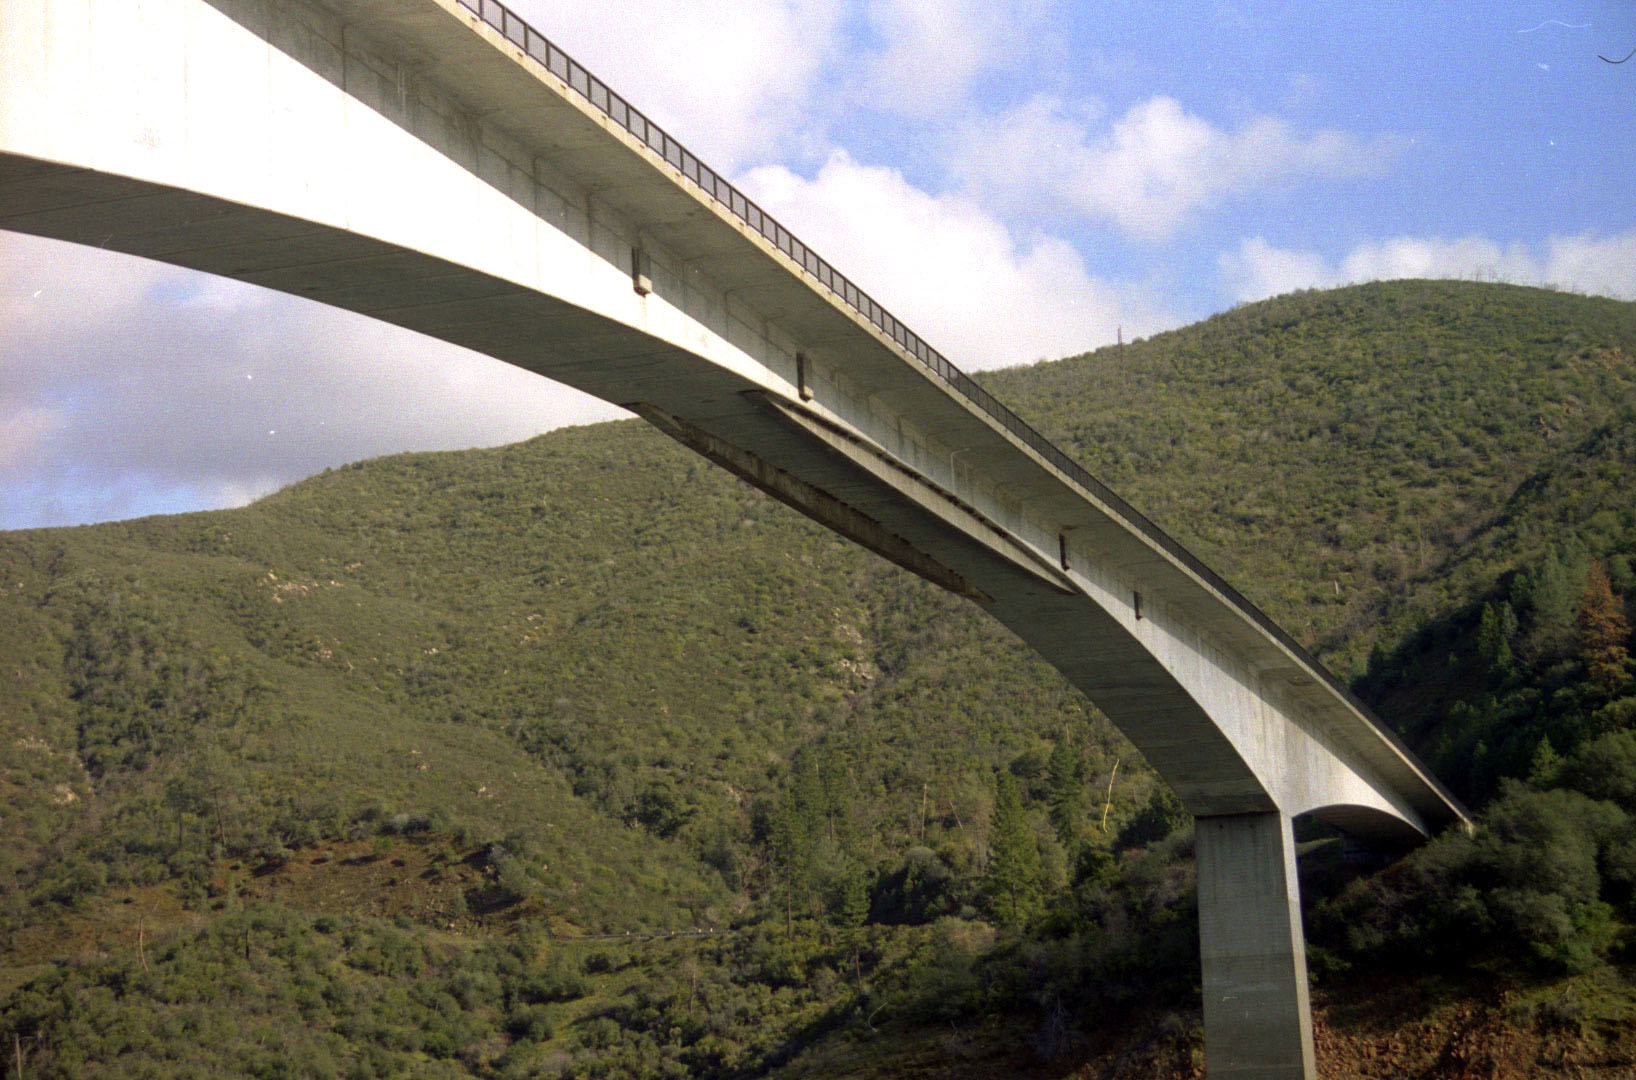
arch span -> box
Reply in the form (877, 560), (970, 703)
(0, 0), (1463, 839)
(1300, 803), (1434, 847)
(0, 0), (1469, 1073)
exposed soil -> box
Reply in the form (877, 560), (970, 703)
(789, 973), (1636, 1079)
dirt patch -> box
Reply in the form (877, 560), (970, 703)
(1311, 972), (1636, 1080)
(232, 837), (475, 926)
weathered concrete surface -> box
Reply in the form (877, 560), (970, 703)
(1197, 813), (1317, 1079)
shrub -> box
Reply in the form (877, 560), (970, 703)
(1316, 783), (1629, 973)
(505, 1004), (555, 1042)
(515, 963), (586, 1005)
(1115, 785), (1188, 851)
(1560, 729), (1636, 810)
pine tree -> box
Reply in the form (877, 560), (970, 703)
(834, 865), (870, 930)
(1045, 740), (1086, 847)
(1527, 736), (1562, 787)
(832, 865), (871, 993)
(984, 771), (1041, 929)
(1578, 560), (1633, 691)
(770, 759), (823, 935)
(1521, 543), (1588, 658)
(814, 740), (853, 846)
(1476, 600), (1517, 681)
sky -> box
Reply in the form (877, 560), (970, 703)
(3, 1), (1634, 531)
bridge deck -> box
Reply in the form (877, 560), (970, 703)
(0, 0), (1467, 838)
(337, 0), (1466, 834)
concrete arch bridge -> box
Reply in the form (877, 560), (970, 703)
(0, 1), (1469, 1074)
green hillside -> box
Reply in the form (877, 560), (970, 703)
(3, 280), (1636, 1077)
(985, 281), (1636, 673)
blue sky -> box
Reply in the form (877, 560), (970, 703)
(3, 0), (1633, 530)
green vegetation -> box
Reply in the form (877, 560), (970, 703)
(985, 280), (1636, 673)
(2, 280), (1635, 1075)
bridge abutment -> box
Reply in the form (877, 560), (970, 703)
(1195, 811), (1316, 1080)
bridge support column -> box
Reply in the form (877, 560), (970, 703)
(1195, 811), (1316, 1080)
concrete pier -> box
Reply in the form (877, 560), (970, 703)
(1196, 812), (1316, 1080)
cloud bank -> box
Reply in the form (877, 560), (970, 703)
(6, 1), (1629, 532)
(1, 233), (623, 530)
(510, 0), (848, 168)
(1221, 230), (1636, 303)
(852, 0), (1062, 118)
(741, 151), (1175, 369)
(956, 95), (1397, 240)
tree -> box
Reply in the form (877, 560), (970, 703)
(814, 740), (854, 846)
(1518, 543), (1586, 659)
(1045, 740), (1086, 847)
(768, 800), (809, 936)
(630, 781), (691, 838)
(1476, 600), (1517, 682)
(768, 758), (824, 934)
(1116, 782), (1188, 851)
(832, 864), (871, 992)
(1527, 737), (1562, 787)
(163, 773), (205, 853)
(833, 865), (870, 930)
(1578, 560), (1633, 691)
(983, 771), (1041, 929)
(186, 744), (241, 852)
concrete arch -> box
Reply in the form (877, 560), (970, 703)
(1, 1), (1471, 1072)
(0, 0), (1457, 829)
(1299, 802), (1436, 846)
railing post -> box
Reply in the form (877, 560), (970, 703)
(1194, 812), (1316, 1079)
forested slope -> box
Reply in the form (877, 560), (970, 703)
(986, 280), (1636, 671)
(3, 280), (1635, 1077)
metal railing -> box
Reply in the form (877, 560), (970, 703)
(450, 0), (1433, 755)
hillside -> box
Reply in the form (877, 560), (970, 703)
(3, 280), (1636, 1077)
(985, 282), (1636, 672)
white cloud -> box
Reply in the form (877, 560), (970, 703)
(1336, 236), (1540, 288)
(740, 150), (1176, 370)
(0, 469), (284, 533)
(854, 0), (1060, 118)
(509, 1), (1064, 155)
(1542, 232), (1636, 300)
(1217, 239), (1334, 301)
(957, 95), (1396, 240)
(1220, 229), (1636, 302)
(0, 404), (66, 471)
(2, 230), (165, 344)
(210, 475), (286, 509)
(511, 0), (847, 169)
(0, 232), (624, 530)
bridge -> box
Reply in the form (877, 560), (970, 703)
(0, 0), (1468, 1074)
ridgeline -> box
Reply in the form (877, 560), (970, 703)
(3, 280), (1635, 1077)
